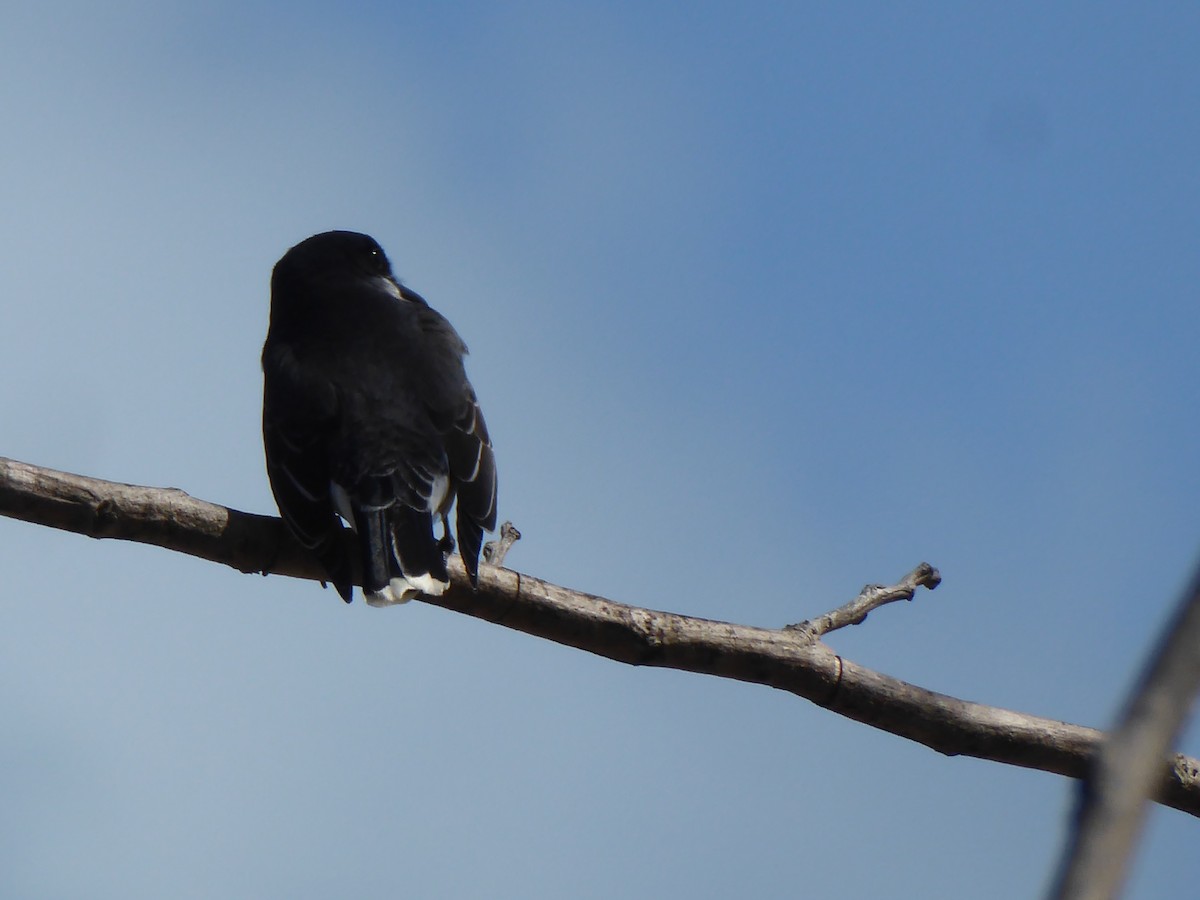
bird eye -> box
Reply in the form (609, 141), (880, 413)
(365, 246), (388, 274)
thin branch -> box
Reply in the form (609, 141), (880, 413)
(483, 521), (522, 567)
(2, 456), (1198, 818)
(1048, 560), (1200, 900)
(786, 562), (943, 637)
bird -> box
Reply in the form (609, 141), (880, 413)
(262, 230), (497, 606)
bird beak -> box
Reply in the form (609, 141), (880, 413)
(379, 276), (404, 301)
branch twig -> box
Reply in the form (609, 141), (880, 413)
(2, 456), (1198, 818)
(786, 562), (942, 637)
(482, 521), (521, 567)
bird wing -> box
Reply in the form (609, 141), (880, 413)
(398, 287), (498, 585)
(261, 344), (354, 601)
(445, 394), (497, 584)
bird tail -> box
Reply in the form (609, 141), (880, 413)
(391, 505), (451, 585)
(358, 506), (450, 607)
(353, 507), (394, 597)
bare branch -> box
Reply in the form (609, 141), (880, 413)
(1049, 561), (1200, 900)
(786, 562), (943, 637)
(2, 456), (1198, 819)
(482, 520), (521, 567)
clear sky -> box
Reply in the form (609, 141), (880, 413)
(2, 3), (1197, 897)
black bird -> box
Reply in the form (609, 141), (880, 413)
(262, 230), (497, 606)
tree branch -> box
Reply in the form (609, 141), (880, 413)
(786, 562), (943, 636)
(1049, 560), (1200, 899)
(2, 456), (1198, 818)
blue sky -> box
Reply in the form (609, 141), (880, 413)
(2, 3), (1198, 897)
